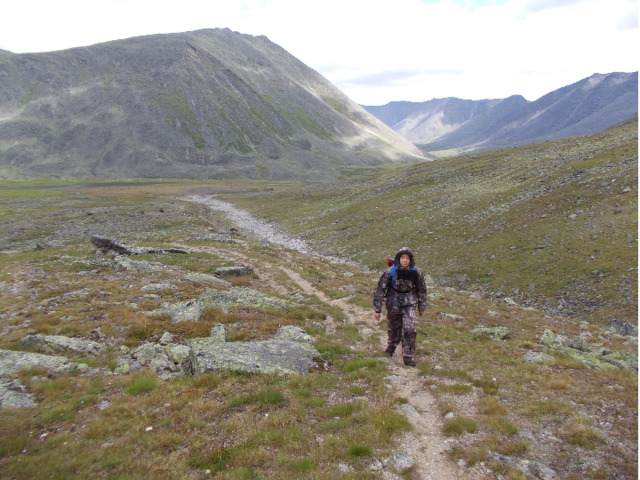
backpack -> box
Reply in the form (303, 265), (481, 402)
(386, 257), (417, 292)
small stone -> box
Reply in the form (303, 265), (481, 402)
(159, 332), (174, 345)
(383, 452), (414, 473)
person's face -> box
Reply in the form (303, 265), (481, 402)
(399, 254), (411, 267)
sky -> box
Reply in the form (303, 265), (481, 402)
(0, 0), (637, 105)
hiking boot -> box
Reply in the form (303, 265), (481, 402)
(384, 346), (395, 357)
(403, 357), (416, 367)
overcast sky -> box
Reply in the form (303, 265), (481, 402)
(0, 0), (637, 105)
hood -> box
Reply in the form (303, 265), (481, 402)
(394, 247), (415, 269)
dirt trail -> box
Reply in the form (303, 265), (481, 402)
(278, 266), (463, 480)
(187, 196), (465, 479)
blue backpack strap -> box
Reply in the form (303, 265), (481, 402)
(389, 265), (416, 292)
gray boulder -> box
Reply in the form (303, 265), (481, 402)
(539, 329), (637, 371)
(214, 265), (254, 277)
(183, 272), (231, 286)
(524, 351), (554, 364)
(155, 299), (205, 323)
(606, 319), (637, 337)
(188, 325), (320, 376)
(540, 329), (588, 351)
(115, 339), (191, 378)
(200, 286), (289, 311)
(110, 254), (167, 272)
(470, 326), (512, 340)
(20, 333), (105, 355)
(153, 286), (288, 323)
(187, 233), (238, 244)
(209, 324), (227, 342)
(90, 235), (188, 255)
(0, 379), (36, 408)
(488, 452), (557, 480)
(383, 452), (415, 473)
(0, 349), (86, 376)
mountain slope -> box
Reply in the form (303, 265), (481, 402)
(0, 29), (427, 181)
(365, 72), (638, 155)
(225, 118), (638, 326)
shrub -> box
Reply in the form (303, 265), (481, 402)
(444, 417), (478, 435)
(349, 444), (372, 457)
(125, 375), (158, 395)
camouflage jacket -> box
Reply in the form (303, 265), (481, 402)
(373, 266), (428, 313)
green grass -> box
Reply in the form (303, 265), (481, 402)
(125, 375), (159, 395)
(444, 417), (478, 435)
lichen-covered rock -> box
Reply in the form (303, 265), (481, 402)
(539, 329), (637, 371)
(209, 324), (226, 342)
(0, 379), (36, 408)
(470, 326), (512, 340)
(183, 272), (230, 286)
(131, 343), (185, 378)
(188, 326), (320, 376)
(115, 340), (191, 378)
(90, 235), (188, 255)
(166, 344), (190, 366)
(275, 325), (314, 343)
(488, 451), (558, 480)
(20, 333), (105, 355)
(567, 335), (588, 351)
(541, 329), (588, 351)
(154, 286), (288, 323)
(606, 319), (637, 337)
(200, 287), (289, 311)
(0, 349), (84, 376)
(383, 452), (415, 473)
(524, 351), (553, 364)
(155, 299), (204, 322)
(111, 254), (167, 272)
(187, 233), (238, 244)
(540, 329), (564, 348)
(214, 265), (254, 277)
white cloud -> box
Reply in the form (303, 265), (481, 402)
(0, 0), (636, 104)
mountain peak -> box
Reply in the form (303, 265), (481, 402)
(365, 72), (638, 155)
(0, 29), (427, 181)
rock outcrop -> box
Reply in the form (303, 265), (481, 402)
(0, 349), (87, 376)
(153, 286), (289, 322)
(90, 235), (188, 255)
(115, 338), (191, 379)
(189, 325), (320, 376)
(20, 333), (105, 355)
(539, 329), (637, 371)
(0, 379), (36, 409)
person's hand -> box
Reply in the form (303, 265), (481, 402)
(418, 310), (425, 317)
(374, 312), (381, 321)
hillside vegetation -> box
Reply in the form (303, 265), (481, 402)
(226, 118), (638, 328)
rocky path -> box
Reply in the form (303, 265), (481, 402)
(278, 266), (462, 480)
(188, 195), (464, 479)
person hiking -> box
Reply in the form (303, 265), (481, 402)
(373, 247), (427, 367)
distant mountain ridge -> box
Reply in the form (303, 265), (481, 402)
(364, 72), (638, 155)
(0, 29), (427, 181)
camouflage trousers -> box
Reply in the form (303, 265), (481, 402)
(386, 305), (417, 358)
